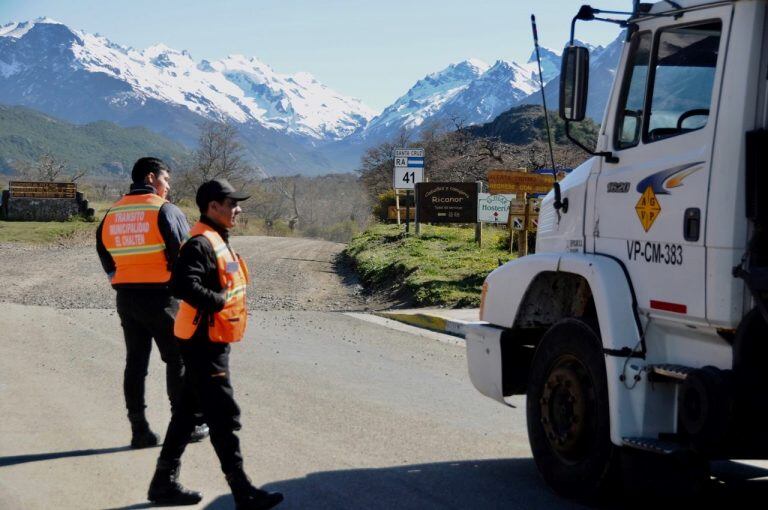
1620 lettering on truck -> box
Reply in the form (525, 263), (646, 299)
(465, 0), (768, 500)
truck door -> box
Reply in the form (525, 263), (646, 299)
(593, 6), (731, 324)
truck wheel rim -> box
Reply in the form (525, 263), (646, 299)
(539, 354), (593, 462)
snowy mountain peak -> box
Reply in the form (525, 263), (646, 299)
(143, 43), (179, 56)
(0, 18), (375, 141)
(458, 57), (490, 74)
(0, 17), (64, 38)
(527, 45), (560, 64)
(427, 58), (488, 82)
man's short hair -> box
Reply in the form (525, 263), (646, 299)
(131, 157), (170, 184)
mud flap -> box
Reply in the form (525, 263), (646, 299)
(465, 322), (507, 404)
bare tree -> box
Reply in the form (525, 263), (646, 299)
(12, 153), (87, 182)
(177, 121), (254, 198)
(476, 138), (507, 165)
(36, 154), (66, 181)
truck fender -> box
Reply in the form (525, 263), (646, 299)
(479, 252), (646, 444)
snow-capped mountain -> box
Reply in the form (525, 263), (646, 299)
(361, 58), (489, 141)
(518, 33), (623, 122)
(526, 39), (603, 83)
(357, 40), (609, 143)
(360, 57), (545, 143)
(0, 17), (621, 174)
(527, 46), (562, 83)
(210, 56), (375, 140)
(437, 59), (539, 126)
(0, 17), (376, 174)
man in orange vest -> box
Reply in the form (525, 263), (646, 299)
(96, 157), (209, 448)
(147, 179), (283, 510)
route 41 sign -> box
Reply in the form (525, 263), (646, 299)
(393, 148), (424, 190)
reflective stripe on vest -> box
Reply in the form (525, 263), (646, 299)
(101, 193), (169, 285)
(174, 221), (249, 343)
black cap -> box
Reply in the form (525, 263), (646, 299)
(196, 179), (250, 211)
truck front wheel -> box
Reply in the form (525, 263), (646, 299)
(526, 318), (618, 500)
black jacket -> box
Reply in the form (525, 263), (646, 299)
(170, 215), (230, 314)
(96, 184), (190, 290)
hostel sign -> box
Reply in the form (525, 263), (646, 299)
(477, 193), (514, 223)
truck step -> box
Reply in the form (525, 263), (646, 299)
(622, 437), (685, 455)
(647, 364), (695, 383)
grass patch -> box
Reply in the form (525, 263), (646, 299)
(345, 223), (515, 308)
(0, 216), (97, 244)
(0, 200), (113, 245)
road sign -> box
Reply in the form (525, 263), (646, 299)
(394, 167), (424, 189)
(394, 156), (425, 167)
(394, 148), (425, 190)
(416, 182), (478, 223)
(394, 148), (425, 158)
(487, 170), (554, 194)
(511, 216), (525, 231)
(509, 200), (526, 216)
(478, 193), (514, 223)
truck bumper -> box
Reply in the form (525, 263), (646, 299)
(465, 322), (507, 404)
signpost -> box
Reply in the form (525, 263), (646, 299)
(478, 193), (515, 224)
(487, 170), (554, 195)
(486, 170), (555, 256)
(387, 206), (416, 221)
(415, 182), (478, 224)
(393, 148), (424, 233)
(3, 181), (92, 222)
(9, 181), (76, 199)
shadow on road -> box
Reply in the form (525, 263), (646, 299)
(191, 458), (768, 510)
(203, 458), (585, 510)
(0, 445), (134, 467)
(102, 504), (153, 510)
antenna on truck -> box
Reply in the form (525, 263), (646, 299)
(531, 14), (567, 215)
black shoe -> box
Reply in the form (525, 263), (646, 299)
(226, 469), (283, 510)
(148, 462), (202, 506)
(129, 419), (159, 449)
(190, 423), (210, 443)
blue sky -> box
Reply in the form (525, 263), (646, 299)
(1, 0), (624, 111)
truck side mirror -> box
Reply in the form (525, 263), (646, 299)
(559, 46), (590, 122)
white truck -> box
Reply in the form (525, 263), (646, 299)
(466, 0), (768, 500)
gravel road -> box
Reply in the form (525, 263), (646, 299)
(0, 236), (382, 311)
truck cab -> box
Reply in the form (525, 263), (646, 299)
(466, 0), (768, 499)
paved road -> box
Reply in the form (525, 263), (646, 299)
(2, 236), (768, 509)
(0, 304), (582, 510)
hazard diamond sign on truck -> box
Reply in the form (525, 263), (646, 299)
(393, 148), (424, 190)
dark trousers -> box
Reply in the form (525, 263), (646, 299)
(116, 289), (184, 418)
(159, 334), (244, 474)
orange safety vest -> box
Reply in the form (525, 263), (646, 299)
(174, 222), (250, 343)
(101, 193), (170, 285)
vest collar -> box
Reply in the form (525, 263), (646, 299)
(128, 183), (158, 195)
(200, 215), (230, 242)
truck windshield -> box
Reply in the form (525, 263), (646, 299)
(645, 21), (722, 142)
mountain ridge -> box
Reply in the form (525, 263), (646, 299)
(0, 17), (623, 175)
